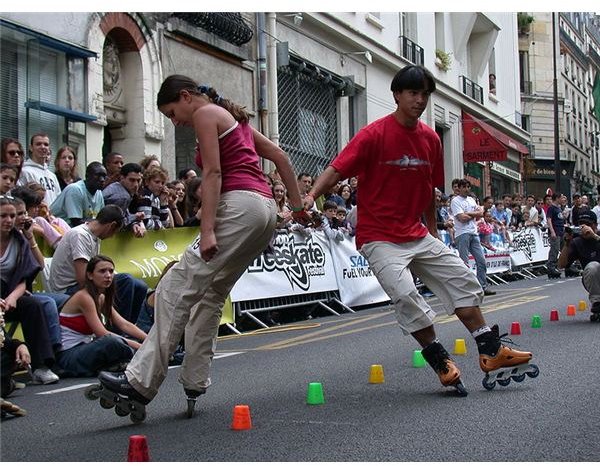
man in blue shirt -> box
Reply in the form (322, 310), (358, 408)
(546, 192), (565, 278)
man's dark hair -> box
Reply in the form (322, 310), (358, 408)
(178, 167), (195, 180)
(451, 178), (460, 187)
(573, 193), (581, 199)
(103, 151), (122, 165)
(483, 196), (493, 204)
(323, 200), (338, 211)
(121, 162), (143, 177)
(390, 65), (436, 94)
(96, 204), (124, 229)
(10, 185), (43, 208)
(86, 161), (106, 178)
(551, 192), (561, 201)
(297, 172), (312, 181)
(457, 179), (471, 188)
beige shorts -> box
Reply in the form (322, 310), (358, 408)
(360, 234), (482, 334)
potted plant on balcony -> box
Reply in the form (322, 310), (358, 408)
(435, 49), (452, 71)
(517, 12), (534, 36)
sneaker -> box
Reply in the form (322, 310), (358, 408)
(31, 367), (60, 385)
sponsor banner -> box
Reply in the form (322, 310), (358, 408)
(230, 230), (338, 302)
(329, 235), (390, 307)
(439, 230), (511, 274)
(100, 227), (234, 325)
(508, 227), (550, 266)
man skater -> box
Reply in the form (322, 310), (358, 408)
(305, 65), (538, 394)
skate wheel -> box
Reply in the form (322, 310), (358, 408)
(498, 378), (511, 387)
(99, 398), (115, 409)
(482, 377), (496, 391)
(454, 382), (468, 397)
(591, 314), (600, 322)
(526, 364), (540, 378)
(84, 384), (101, 400)
(186, 399), (196, 418)
(512, 373), (526, 383)
(115, 405), (129, 417)
(130, 410), (146, 424)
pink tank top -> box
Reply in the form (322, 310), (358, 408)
(194, 121), (273, 198)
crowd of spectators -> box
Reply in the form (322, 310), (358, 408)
(1, 132), (598, 417)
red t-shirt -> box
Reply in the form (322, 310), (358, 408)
(331, 114), (443, 249)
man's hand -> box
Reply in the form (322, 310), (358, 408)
(132, 223), (146, 238)
(581, 225), (600, 241)
(15, 344), (31, 367)
(291, 209), (312, 226)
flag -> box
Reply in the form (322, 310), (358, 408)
(593, 72), (600, 123)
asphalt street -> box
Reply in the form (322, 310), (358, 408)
(1, 274), (599, 462)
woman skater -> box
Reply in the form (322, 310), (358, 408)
(96, 75), (309, 419)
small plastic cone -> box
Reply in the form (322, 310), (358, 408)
(453, 338), (467, 355)
(578, 300), (587, 311)
(550, 309), (559, 321)
(231, 405), (252, 430)
(510, 322), (522, 335)
(531, 315), (542, 328)
(127, 435), (150, 462)
(368, 364), (385, 384)
(567, 304), (577, 316)
(412, 350), (426, 368)
(306, 382), (325, 405)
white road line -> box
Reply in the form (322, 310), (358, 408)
(36, 352), (245, 395)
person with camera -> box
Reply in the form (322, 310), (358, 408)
(558, 210), (600, 320)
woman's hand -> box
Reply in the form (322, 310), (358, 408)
(200, 230), (219, 262)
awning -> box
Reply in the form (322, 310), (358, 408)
(462, 111), (529, 163)
(25, 100), (97, 123)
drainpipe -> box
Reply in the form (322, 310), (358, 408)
(266, 12), (279, 149)
(256, 13), (268, 134)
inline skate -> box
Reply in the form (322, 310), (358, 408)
(477, 324), (539, 390)
(85, 371), (150, 424)
(590, 302), (600, 322)
(421, 341), (468, 397)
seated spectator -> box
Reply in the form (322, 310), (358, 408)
(166, 180), (185, 227)
(54, 146), (81, 190)
(140, 154), (161, 173)
(273, 180), (292, 229)
(1, 309), (30, 399)
(319, 200), (344, 242)
(0, 196), (59, 384)
(1, 138), (25, 181)
(102, 163), (146, 237)
(183, 177), (202, 227)
(48, 205), (148, 324)
(478, 209), (496, 251)
(26, 182), (71, 247)
(0, 163), (18, 195)
(178, 167), (197, 183)
(102, 152), (124, 188)
(55, 255), (147, 377)
(50, 161), (106, 226)
(129, 166), (171, 230)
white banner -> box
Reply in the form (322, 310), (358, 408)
(230, 230), (338, 303)
(439, 230), (512, 274)
(508, 227), (550, 267)
(328, 235), (390, 307)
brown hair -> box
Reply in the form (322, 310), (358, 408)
(85, 255), (116, 326)
(143, 165), (168, 184)
(157, 74), (250, 123)
(1, 138), (25, 179)
(54, 145), (79, 180)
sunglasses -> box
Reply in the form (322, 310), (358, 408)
(7, 150), (23, 156)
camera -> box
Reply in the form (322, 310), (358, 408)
(23, 219), (33, 230)
(565, 226), (582, 237)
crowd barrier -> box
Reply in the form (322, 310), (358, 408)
(33, 225), (552, 328)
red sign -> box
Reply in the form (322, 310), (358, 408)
(462, 112), (508, 162)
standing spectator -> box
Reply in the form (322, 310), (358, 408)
(139, 155), (161, 173)
(0, 163), (18, 195)
(0, 197), (59, 384)
(592, 196), (600, 218)
(178, 167), (197, 183)
(546, 193), (565, 278)
(324, 180), (345, 207)
(560, 194), (572, 226)
(541, 194), (552, 215)
(166, 180), (186, 227)
(297, 172), (313, 200)
(478, 209), (497, 252)
(50, 161), (106, 226)
(102, 152), (124, 188)
(56, 255), (147, 377)
(508, 203), (523, 231)
(319, 200), (344, 242)
(18, 133), (61, 205)
(273, 180), (292, 229)
(451, 179), (495, 296)
(129, 165), (171, 230)
(302, 65), (532, 396)
(581, 194), (589, 207)
(54, 146), (81, 190)
(1, 138), (25, 181)
(501, 194), (513, 225)
(535, 199), (547, 227)
(48, 205), (148, 324)
(102, 163), (145, 237)
(571, 194), (590, 226)
(348, 176), (358, 206)
(338, 183), (354, 209)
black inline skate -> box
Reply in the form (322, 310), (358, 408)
(185, 388), (206, 418)
(85, 371), (150, 424)
(590, 302), (600, 322)
(421, 341), (468, 397)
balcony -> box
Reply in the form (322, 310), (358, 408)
(460, 75), (484, 104)
(399, 36), (424, 66)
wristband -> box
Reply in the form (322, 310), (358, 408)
(291, 206), (304, 212)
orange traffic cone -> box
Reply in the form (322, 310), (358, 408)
(231, 405), (252, 430)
